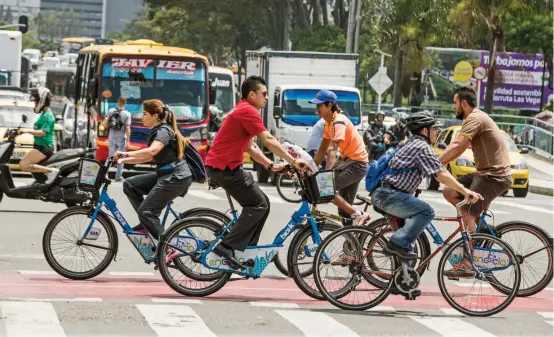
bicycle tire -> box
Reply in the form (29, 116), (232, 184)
(437, 233), (521, 317)
(313, 226), (395, 311)
(157, 217), (231, 297)
(492, 221), (553, 297)
(276, 174), (302, 203)
(287, 220), (346, 300)
(42, 206), (118, 280)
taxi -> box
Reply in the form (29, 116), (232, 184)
(0, 99), (63, 171)
(428, 125), (530, 198)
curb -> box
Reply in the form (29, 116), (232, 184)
(530, 184), (554, 196)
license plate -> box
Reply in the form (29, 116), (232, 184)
(10, 152), (25, 160)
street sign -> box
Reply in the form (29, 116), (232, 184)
(368, 67), (393, 95)
(473, 66), (487, 80)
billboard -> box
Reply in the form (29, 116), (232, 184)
(424, 47), (552, 111)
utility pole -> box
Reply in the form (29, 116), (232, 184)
(345, 0), (356, 53)
(353, 0), (362, 54)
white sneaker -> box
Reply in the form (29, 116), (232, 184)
(45, 168), (60, 184)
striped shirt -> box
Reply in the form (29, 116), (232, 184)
(383, 135), (444, 194)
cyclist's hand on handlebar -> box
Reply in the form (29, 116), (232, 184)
(293, 158), (311, 173)
(463, 188), (483, 204)
(113, 151), (127, 164)
(271, 162), (288, 173)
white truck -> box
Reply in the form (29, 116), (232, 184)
(245, 50), (361, 184)
(0, 30), (22, 88)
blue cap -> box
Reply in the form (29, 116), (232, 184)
(309, 89), (337, 104)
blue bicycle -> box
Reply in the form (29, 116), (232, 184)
(154, 166), (343, 299)
(41, 157), (235, 280)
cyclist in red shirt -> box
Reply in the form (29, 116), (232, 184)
(205, 76), (308, 269)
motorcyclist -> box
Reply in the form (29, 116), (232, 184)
(18, 87), (60, 184)
(363, 111), (389, 161)
(386, 112), (410, 149)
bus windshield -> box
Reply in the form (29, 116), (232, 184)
(282, 89), (361, 126)
(210, 72), (234, 113)
(60, 41), (89, 55)
(100, 57), (207, 124)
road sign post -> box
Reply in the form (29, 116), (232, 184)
(369, 50), (393, 114)
(473, 66), (487, 107)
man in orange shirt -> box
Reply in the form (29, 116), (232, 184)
(312, 89), (370, 226)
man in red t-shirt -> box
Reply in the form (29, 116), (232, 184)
(205, 76), (308, 269)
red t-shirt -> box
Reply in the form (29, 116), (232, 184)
(205, 99), (266, 170)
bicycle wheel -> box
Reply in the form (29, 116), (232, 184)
(491, 221), (553, 297)
(363, 218), (430, 288)
(438, 233), (521, 317)
(157, 217), (231, 297)
(42, 206), (118, 280)
(313, 226), (395, 311)
(176, 207), (232, 226)
(276, 174), (302, 203)
(287, 220), (343, 300)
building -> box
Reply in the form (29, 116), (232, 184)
(0, 0), (41, 23)
(104, 0), (142, 36)
(40, 0), (103, 38)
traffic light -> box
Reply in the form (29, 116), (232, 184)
(18, 16), (28, 34)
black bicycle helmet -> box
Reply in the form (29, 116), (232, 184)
(406, 111), (443, 131)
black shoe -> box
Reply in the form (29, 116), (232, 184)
(383, 241), (418, 260)
(213, 244), (242, 270)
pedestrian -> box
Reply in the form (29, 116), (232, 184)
(102, 95), (131, 182)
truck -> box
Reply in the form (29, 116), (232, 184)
(0, 30), (22, 88)
(245, 50), (361, 184)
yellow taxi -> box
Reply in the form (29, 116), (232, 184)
(0, 99), (63, 171)
(427, 125), (530, 198)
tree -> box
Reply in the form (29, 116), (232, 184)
(448, 0), (551, 113)
(291, 25), (346, 52)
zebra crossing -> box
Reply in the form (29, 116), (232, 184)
(0, 297), (551, 337)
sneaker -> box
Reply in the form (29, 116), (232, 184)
(45, 168), (60, 184)
(330, 253), (355, 266)
(383, 240), (418, 260)
(444, 262), (476, 279)
(352, 212), (371, 226)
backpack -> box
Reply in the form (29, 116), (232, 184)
(108, 108), (124, 131)
(185, 144), (207, 183)
(365, 147), (415, 193)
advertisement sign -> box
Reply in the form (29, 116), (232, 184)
(425, 47), (552, 110)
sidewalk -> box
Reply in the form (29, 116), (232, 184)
(523, 153), (553, 196)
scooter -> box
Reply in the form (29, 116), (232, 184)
(0, 114), (93, 207)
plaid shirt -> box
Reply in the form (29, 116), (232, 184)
(383, 135), (444, 194)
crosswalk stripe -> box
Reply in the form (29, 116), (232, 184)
(493, 200), (553, 214)
(265, 193), (285, 204)
(17, 270), (58, 275)
(409, 315), (497, 337)
(1, 301), (66, 337)
(249, 301), (299, 309)
(188, 190), (224, 201)
(538, 312), (554, 325)
(137, 304), (217, 337)
(108, 271), (155, 276)
(275, 309), (360, 337)
(3, 297), (102, 302)
(151, 298), (203, 304)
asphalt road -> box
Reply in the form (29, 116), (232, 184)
(0, 173), (551, 336)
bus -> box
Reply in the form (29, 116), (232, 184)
(73, 39), (214, 163)
(59, 38), (114, 55)
(208, 66), (236, 114)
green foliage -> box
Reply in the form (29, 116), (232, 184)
(291, 25), (346, 52)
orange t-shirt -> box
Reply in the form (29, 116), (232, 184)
(323, 113), (368, 162)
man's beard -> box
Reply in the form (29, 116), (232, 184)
(455, 109), (464, 120)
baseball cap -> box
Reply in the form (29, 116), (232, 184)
(309, 89), (337, 104)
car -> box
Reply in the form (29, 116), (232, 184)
(427, 125), (530, 198)
(0, 86), (31, 102)
(0, 99), (63, 171)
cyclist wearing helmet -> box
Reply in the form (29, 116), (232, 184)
(19, 87), (59, 184)
(370, 111), (481, 263)
(363, 111), (389, 160)
(386, 111), (410, 148)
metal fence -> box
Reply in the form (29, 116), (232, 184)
(361, 104), (554, 159)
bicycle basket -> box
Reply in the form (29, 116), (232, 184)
(77, 158), (107, 192)
(302, 169), (336, 204)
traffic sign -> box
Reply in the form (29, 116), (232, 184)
(473, 66), (487, 80)
(368, 67), (393, 95)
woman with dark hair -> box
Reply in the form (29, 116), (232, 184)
(115, 99), (192, 240)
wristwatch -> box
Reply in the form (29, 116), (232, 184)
(268, 162), (274, 170)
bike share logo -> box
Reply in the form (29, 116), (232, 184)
(113, 210), (127, 227)
(279, 223), (296, 241)
(475, 251), (509, 267)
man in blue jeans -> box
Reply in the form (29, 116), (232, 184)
(371, 111), (481, 261)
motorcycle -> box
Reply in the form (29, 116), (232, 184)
(207, 105), (227, 150)
(0, 114), (94, 207)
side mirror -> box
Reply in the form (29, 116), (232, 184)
(519, 146), (529, 154)
(437, 143), (447, 150)
(273, 106), (282, 120)
(87, 78), (97, 100)
(209, 80), (216, 105)
(21, 114), (28, 123)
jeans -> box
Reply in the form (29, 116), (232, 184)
(123, 171), (192, 239)
(108, 137), (126, 180)
(371, 187), (435, 249)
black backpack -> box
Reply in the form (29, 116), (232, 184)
(108, 108), (124, 131)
